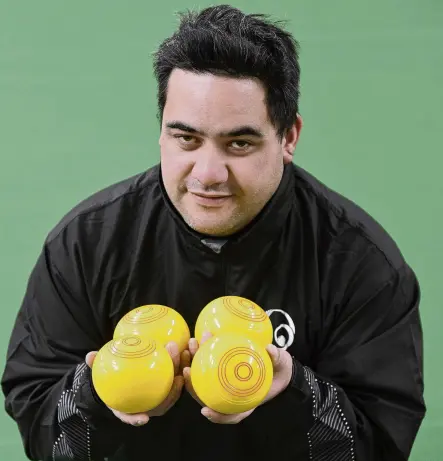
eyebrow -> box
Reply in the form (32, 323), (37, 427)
(165, 121), (264, 138)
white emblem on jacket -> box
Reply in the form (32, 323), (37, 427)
(265, 309), (296, 350)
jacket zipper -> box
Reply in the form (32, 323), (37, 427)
(221, 248), (229, 295)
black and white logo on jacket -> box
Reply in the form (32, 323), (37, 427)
(265, 309), (295, 350)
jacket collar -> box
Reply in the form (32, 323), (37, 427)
(158, 163), (295, 254)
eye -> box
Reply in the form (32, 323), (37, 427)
(230, 140), (251, 150)
(176, 135), (196, 143)
(173, 135), (200, 149)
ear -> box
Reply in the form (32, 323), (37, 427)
(282, 114), (303, 164)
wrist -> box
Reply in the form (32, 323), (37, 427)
(75, 366), (119, 426)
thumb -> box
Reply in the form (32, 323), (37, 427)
(266, 344), (283, 370)
(165, 341), (180, 375)
(85, 351), (98, 369)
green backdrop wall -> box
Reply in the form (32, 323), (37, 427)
(1, 1), (441, 459)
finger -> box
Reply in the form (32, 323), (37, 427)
(162, 375), (184, 412)
(200, 330), (213, 345)
(180, 350), (191, 373)
(149, 375), (184, 416)
(112, 409), (150, 427)
(201, 407), (254, 424)
(165, 341), (180, 375)
(266, 344), (283, 371)
(188, 331), (213, 358)
(188, 338), (199, 358)
(183, 367), (204, 406)
(267, 344), (293, 378)
(85, 351), (97, 369)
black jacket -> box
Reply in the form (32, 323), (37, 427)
(1, 163), (426, 460)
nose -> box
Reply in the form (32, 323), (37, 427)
(191, 149), (229, 187)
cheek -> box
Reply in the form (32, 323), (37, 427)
(161, 147), (193, 184)
(232, 154), (273, 194)
(251, 147), (280, 175)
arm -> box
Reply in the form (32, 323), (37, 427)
(1, 240), (129, 460)
(316, 268), (424, 459)
(259, 251), (426, 459)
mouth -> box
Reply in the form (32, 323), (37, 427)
(189, 192), (233, 207)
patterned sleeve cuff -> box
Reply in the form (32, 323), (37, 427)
(74, 364), (118, 426)
(54, 362), (126, 460)
(289, 357), (313, 402)
(298, 364), (356, 460)
(54, 363), (95, 460)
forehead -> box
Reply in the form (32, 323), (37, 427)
(163, 69), (271, 132)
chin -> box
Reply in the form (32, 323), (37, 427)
(177, 198), (250, 236)
(190, 222), (234, 237)
(185, 216), (239, 237)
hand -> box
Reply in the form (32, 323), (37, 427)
(86, 341), (184, 427)
(182, 332), (293, 424)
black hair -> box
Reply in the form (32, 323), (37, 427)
(153, 4), (301, 139)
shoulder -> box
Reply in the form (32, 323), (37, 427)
(45, 164), (161, 245)
(290, 165), (419, 332)
(291, 164), (410, 274)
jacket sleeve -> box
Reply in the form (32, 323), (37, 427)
(1, 238), (130, 460)
(254, 250), (426, 460)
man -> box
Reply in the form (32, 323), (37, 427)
(1, 4), (425, 461)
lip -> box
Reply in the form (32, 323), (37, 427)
(189, 192), (232, 207)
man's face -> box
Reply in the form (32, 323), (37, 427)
(159, 69), (301, 237)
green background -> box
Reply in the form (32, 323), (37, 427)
(0, 1), (441, 459)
